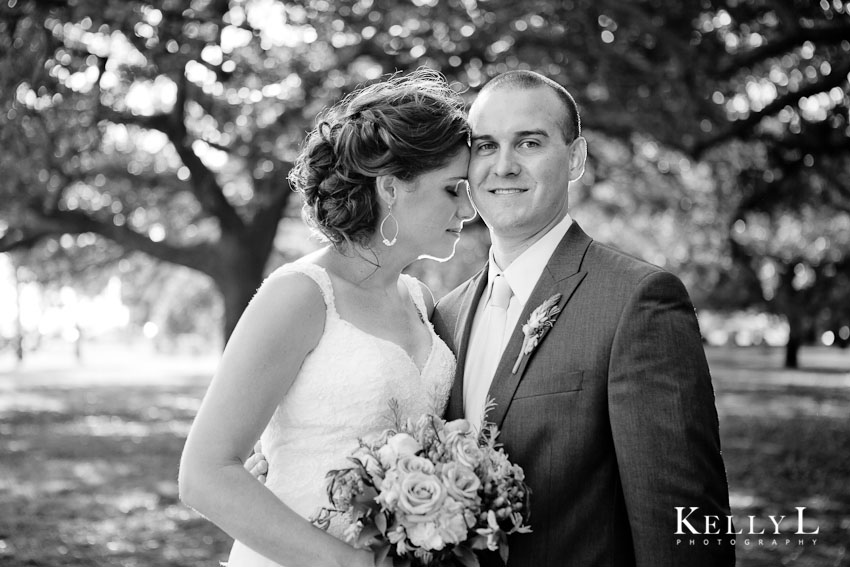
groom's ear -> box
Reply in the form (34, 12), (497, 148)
(375, 175), (397, 207)
(568, 136), (587, 182)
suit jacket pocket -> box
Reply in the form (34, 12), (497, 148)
(513, 370), (584, 399)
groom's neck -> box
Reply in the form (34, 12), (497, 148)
(489, 210), (569, 268)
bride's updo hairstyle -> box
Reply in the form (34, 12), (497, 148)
(288, 68), (469, 248)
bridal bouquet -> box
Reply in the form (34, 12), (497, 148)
(312, 407), (531, 567)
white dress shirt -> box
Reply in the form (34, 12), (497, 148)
(463, 213), (574, 425)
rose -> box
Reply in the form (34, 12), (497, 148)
(378, 456), (438, 513)
(441, 461), (482, 506)
(442, 418), (474, 437)
(450, 436), (484, 469)
(396, 454), (436, 475)
(378, 433), (421, 468)
(397, 471), (446, 519)
(438, 419), (474, 457)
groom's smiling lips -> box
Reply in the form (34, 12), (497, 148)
(488, 187), (528, 195)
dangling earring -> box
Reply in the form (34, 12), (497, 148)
(380, 203), (399, 247)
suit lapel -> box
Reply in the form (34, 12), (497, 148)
(485, 223), (593, 429)
(446, 267), (488, 421)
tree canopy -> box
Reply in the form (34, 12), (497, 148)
(1, 0), (848, 350)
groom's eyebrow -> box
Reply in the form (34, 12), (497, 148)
(517, 129), (549, 137)
(470, 129), (550, 142)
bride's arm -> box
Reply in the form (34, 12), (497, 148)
(179, 272), (375, 567)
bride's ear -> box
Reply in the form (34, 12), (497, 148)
(375, 175), (397, 207)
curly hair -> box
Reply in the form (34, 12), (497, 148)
(288, 68), (470, 248)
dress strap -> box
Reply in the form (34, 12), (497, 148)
(399, 273), (430, 323)
(266, 262), (339, 317)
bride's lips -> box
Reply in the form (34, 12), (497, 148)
(446, 227), (463, 236)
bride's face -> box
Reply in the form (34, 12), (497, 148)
(392, 148), (475, 262)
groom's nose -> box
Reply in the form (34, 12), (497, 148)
(494, 147), (521, 177)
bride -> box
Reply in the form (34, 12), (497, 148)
(178, 69), (474, 567)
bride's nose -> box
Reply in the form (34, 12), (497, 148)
(456, 181), (476, 222)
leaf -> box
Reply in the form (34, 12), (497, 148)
(469, 535), (490, 551)
(347, 456), (370, 476)
(497, 533), (509, 565)
(356, 524), (382, 549)
(452, 545), (481, 567)
(352, 486), (380, 515)
(540, 293), (562, 312)
(374, 510), (388, 534)
(357, 485), (379, 502)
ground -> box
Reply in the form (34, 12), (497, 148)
(0, 341), (848, 566)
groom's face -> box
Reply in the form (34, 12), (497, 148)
(467, 86), (577, 240)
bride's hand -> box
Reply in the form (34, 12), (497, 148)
(244, 440), (268, 484)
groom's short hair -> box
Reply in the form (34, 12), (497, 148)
(478, 70), (581, 143)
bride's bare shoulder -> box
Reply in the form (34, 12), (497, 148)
(241, 266), (327, 337)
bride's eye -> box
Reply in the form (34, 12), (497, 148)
(450, 180), (469, 196)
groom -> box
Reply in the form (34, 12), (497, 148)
(431, 71), (735, 566)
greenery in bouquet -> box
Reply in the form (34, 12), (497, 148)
(311, 403), (531, 567)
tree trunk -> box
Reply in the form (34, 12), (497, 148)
(785, 334), (800, 369)
(217, 270), (264, 343)
(14, 265), (24, 362)
(784, 310), (805, 369)
(212, 230), (277, 343)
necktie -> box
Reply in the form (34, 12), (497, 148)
(464, 273), (513, 430)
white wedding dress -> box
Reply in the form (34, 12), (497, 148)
(226, 262), (456, 567)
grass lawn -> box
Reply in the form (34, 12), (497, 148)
(0, 342), (848, 566)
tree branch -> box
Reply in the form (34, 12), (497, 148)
(0, 206), (217, 275)
(717, 23), (850, 78)
(692, 58), (850, 157)
(98, 94), (245, 233)
(594, 0), (692, 60)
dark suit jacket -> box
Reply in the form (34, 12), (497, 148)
(432, 223), (735, 567)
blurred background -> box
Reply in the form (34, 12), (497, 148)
(0, 0), (848, 565)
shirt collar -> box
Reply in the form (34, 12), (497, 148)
(486, 214), (573, 305)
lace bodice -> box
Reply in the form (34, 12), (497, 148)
(227, 261), (456, 567)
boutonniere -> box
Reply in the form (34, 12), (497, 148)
(512, 293), (563, 374)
